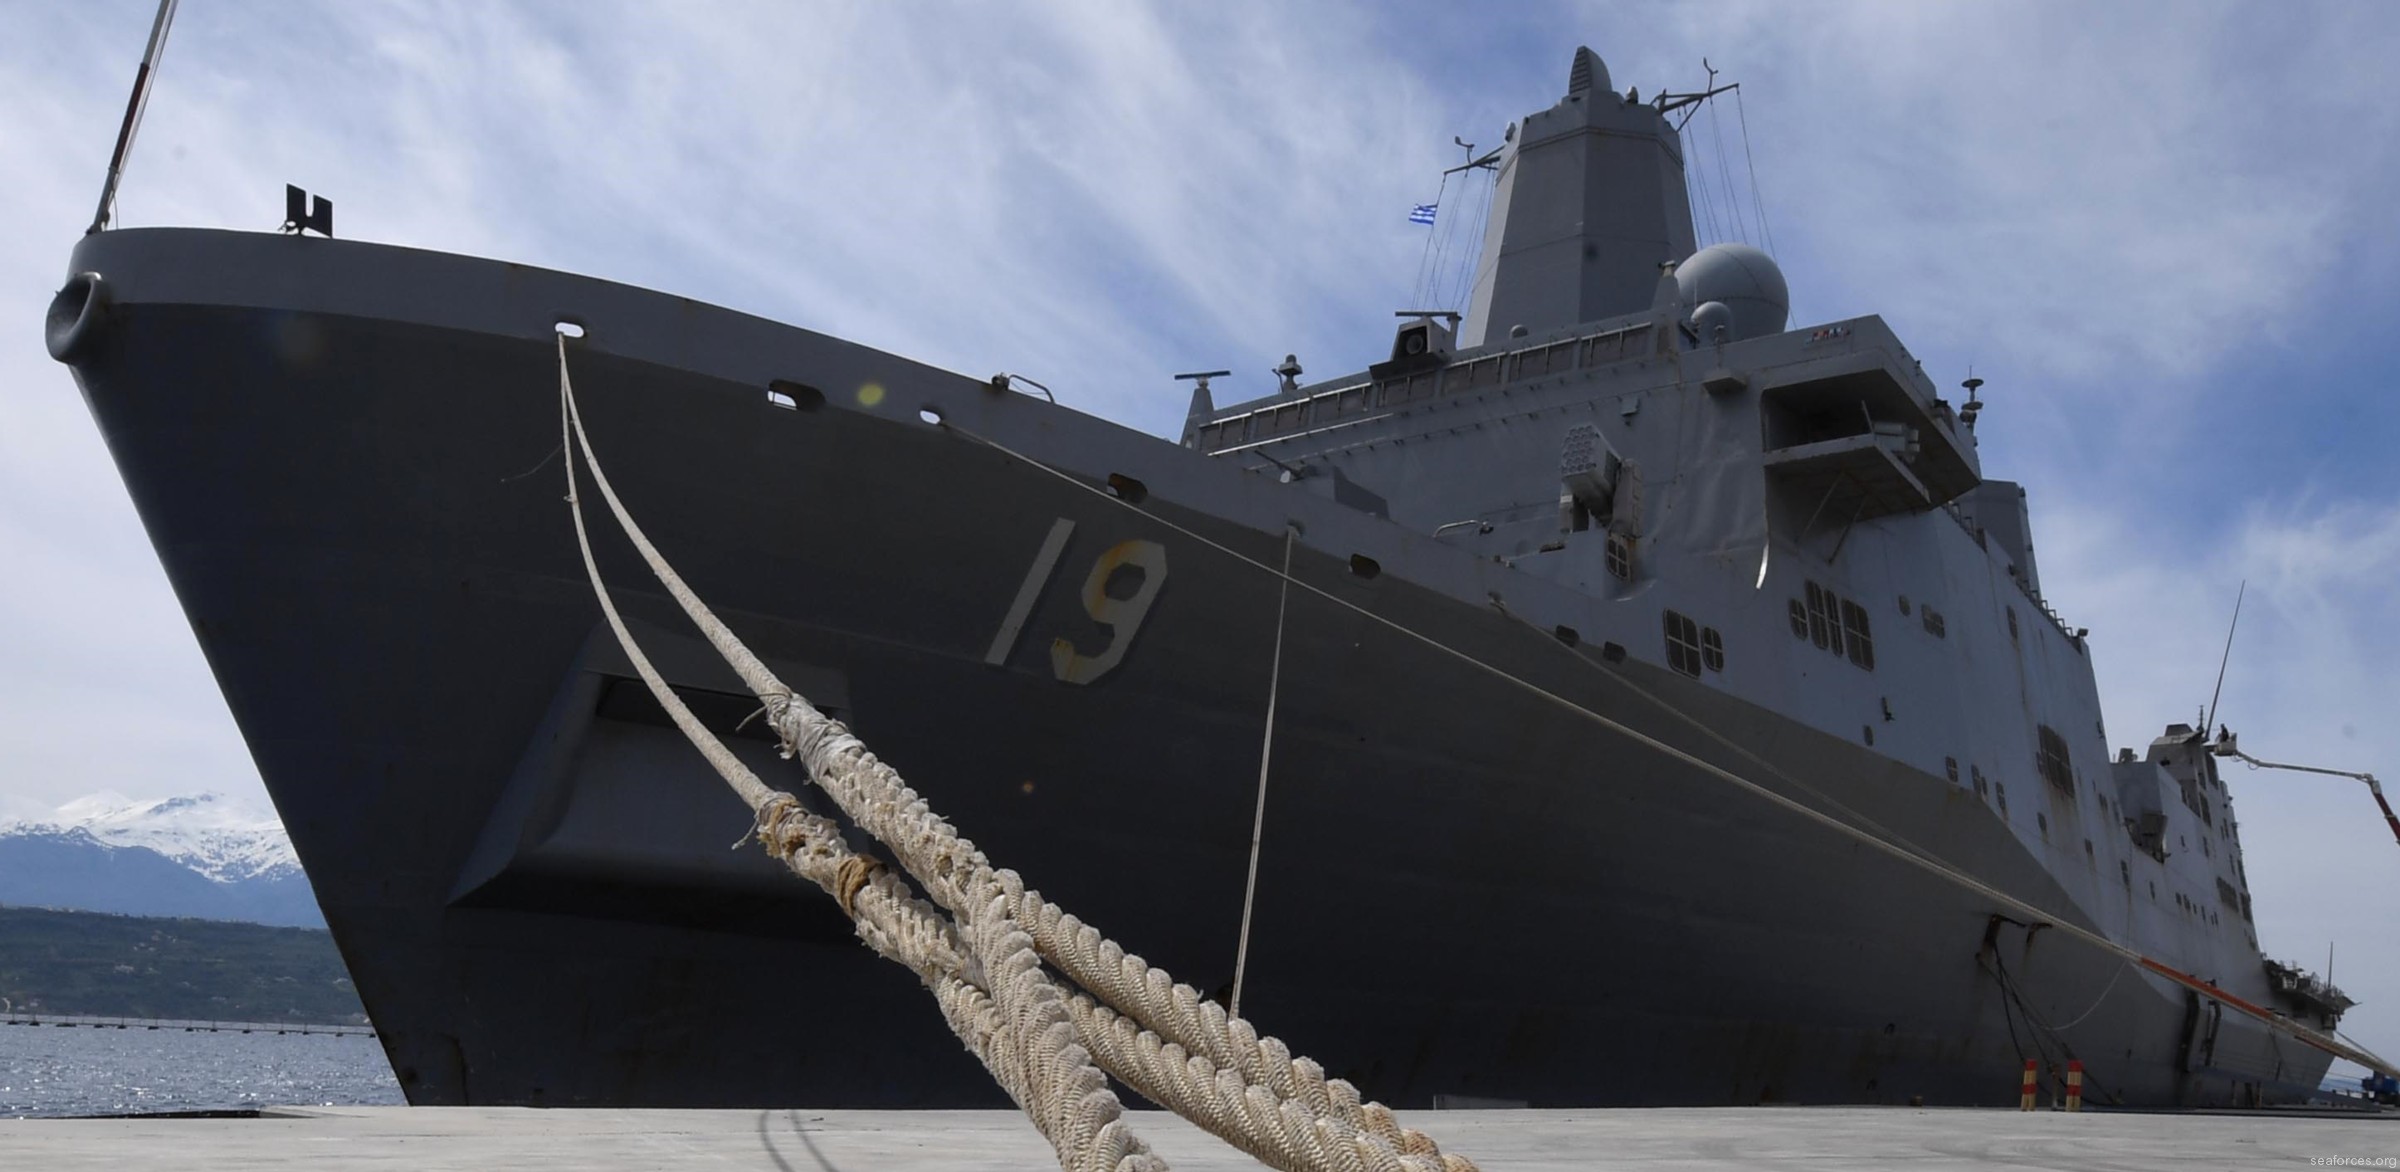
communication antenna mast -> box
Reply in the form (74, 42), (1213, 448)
(2204, 580), (2245, 736)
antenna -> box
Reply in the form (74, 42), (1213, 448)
(1959, 372), (1986, 428)
(1441, 138), (1502, 176)
(2204, 580), (2246, 736)
(1174, 370), (1231, 394)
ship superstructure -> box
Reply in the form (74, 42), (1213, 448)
(48, 45), (2381, 1109)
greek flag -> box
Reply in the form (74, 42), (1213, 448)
(1409, 203), (1437, 225)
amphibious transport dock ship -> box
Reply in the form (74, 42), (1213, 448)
(49, 47), (2386, 1109)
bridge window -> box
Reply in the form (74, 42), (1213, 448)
(1701, 627), (1725, 672)
(1805, 582), (1833, 650)
(1788, 599), (1808, 639)
(1840, 600), (1875, 670)
(1799, 581), (1875, 670)
(1663, 610), (1703, 678)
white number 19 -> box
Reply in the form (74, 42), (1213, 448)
(984, 517), (1169, 685)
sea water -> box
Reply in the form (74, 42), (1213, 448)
(0, 1022), (401, 1117)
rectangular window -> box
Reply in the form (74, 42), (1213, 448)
(1805, 582), (1831, 650)
(1700, 627), (1724, 672)
(1663, 610), (1703, 678)
(1606, 536), (1633, 581)
(1840, 600), (1874, 670)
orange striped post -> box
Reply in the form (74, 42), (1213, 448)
(2064, 1060), (2084, 1112)
(2019, 1059), (2038, 1110)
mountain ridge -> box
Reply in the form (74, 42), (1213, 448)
(0, 792), (321, 927)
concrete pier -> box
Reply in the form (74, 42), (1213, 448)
(1, 1106), (2393, 1170)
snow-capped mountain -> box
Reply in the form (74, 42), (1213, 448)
(28, 792), (301, 882)
(0, 792), (321, 926)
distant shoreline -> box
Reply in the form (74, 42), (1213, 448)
(0, 905), (364, 1025)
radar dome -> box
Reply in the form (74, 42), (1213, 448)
(1674, 243), (1789, 342)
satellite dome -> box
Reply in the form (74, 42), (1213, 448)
(1674, 243), (1789, 342)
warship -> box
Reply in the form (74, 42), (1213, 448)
(48, 44), (2391, 1109)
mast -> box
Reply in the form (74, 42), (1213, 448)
(1459, 47), (1699, 347)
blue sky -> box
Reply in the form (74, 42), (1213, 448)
(3, 0), (2396, 1078)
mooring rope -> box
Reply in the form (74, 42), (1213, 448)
(556, 339), (1474, 1172)
(936, 418), (2394, 1078)
(1230, 527), (1296, 1021)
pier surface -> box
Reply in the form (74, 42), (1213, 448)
(2, 1105), (2394, 1169)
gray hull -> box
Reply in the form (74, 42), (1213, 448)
(54, 227), (2328, 1108)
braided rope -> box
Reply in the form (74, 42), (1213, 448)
(563, 345), (1158, 1172)
(557, 341), (1471, 1172)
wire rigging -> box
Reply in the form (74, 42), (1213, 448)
(1733, 84), (1777, 259)
(1686, 149), (1722, 248)
(1442, 166), (1496, 311)
(1409, 171), (1453, 308)
(1705, 94), (1749, 246)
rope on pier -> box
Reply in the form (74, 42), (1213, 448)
(556, 339), (1473, 1172)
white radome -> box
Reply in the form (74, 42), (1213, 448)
(1675, 242), (1790, 342)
